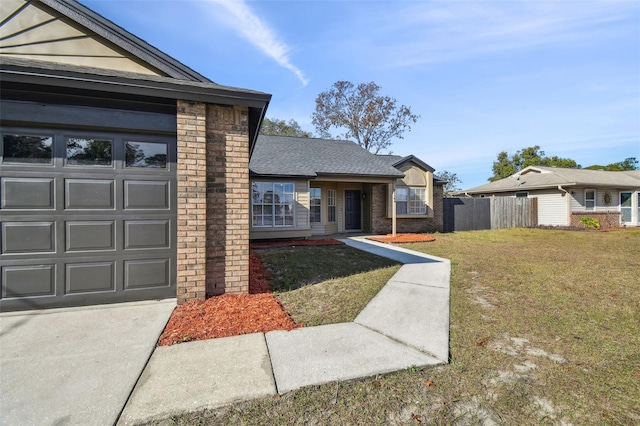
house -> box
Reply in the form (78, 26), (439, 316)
(0, 0), (271, 311)
(460, 166), (640, 227)
(249, 135), (444, 239)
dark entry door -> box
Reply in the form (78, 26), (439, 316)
(345, 190), (361, 230)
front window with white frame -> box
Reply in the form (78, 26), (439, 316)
(585, 189), (596, 211)
(252, 182), (294, 227)
(396, 187), (426, 215)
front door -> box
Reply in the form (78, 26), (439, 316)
(620, 192), (633, 225)
(345, 190), (361, 230)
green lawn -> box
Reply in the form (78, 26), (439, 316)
(259, 244), (400, 326)
(151, 228), (640, 425)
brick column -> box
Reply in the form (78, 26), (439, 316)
(176, 101), (207, 304)
(175, 101), (250, 303)
(206, 105), (250, 295)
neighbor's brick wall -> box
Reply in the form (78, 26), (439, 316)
(176, 101), (207, 304)
(371, 183), (444, 234)
(570, 211), (621, 228)
(205, 104), (250, 296)
(176, 101), (250, 304)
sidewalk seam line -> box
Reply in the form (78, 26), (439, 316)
(354, 321), (446, 364)
(387, 279), (450, 290)
(262, 332), (281, 395)
(113, 307), (174, 426)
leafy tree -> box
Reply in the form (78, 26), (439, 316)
(435, 170), (463, 197)
(584, 157), (638, 171)
(311, 81), (419, 154)
(260, 117), (313, 137)
(489, 145), (580, 181)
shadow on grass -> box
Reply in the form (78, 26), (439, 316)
(257, 245), (400, 292)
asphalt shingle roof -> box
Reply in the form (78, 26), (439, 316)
(249, 136), (405, 178)
(463, 166), (640, 194)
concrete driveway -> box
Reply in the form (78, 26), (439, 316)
(0, 299), (175, 426)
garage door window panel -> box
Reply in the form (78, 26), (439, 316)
(65, 137), (113, 167)
(2, 134), (53, 165)
(125, 141), (167, 168)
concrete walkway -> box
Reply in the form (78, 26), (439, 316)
(119, 237), (450, 425)
(0, 237), (450, 426)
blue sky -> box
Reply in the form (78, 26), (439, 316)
(83, 0), (640, 189)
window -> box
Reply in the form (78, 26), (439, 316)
(585, 190), (596, 211)
(66, 137), (112, 166)
(396, 188), (408, 214)
(126, 141), (167, 168)
(328, 189), (336, 222)
(515, 192), (528, 198)
(396, 187), (426, 215)
(409, 188), (426, 214)
(310, 188), (321, 223)
(2, 134), (53, 164)
(252, 182), (294, 227)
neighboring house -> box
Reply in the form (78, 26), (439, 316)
(460, 166), (640, 227)
(249, 135), (444, 239)
(0, 0), (270, 311)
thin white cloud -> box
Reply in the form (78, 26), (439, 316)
(206, 0), (308, 86)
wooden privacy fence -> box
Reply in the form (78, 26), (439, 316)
(490, 197), (538, 229)
(443, 197), (538, 232)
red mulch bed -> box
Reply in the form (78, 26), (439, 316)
(249, 250), (271, 294)
(159, 239), (345, 346)
(157, 293), (300, 346)
(367, 233), (436, 243)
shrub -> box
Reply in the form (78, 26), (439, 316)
(580, 216), (601, 230)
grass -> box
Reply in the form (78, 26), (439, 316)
(148, 228), (640, 425)
(258, 244), (400, 326)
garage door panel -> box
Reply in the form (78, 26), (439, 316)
(1, 177), (55, 209)
(65, 179), (115, 209)
(2, 222), (55, 253)
(124, 220), (169, 249)
(2, 265), (56, 298)
(65, 262), (115, 294)
(66, 221), (115, 251)
(124, 259), (170, 289)
(124, 180), (169, 209)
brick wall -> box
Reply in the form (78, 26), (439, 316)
(176, 101), (250, 304)
(176, 101), (207, 303)
(570, 211), (621, 228)
(205, 104), (250, 295)
(371, 183), (444, 234)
